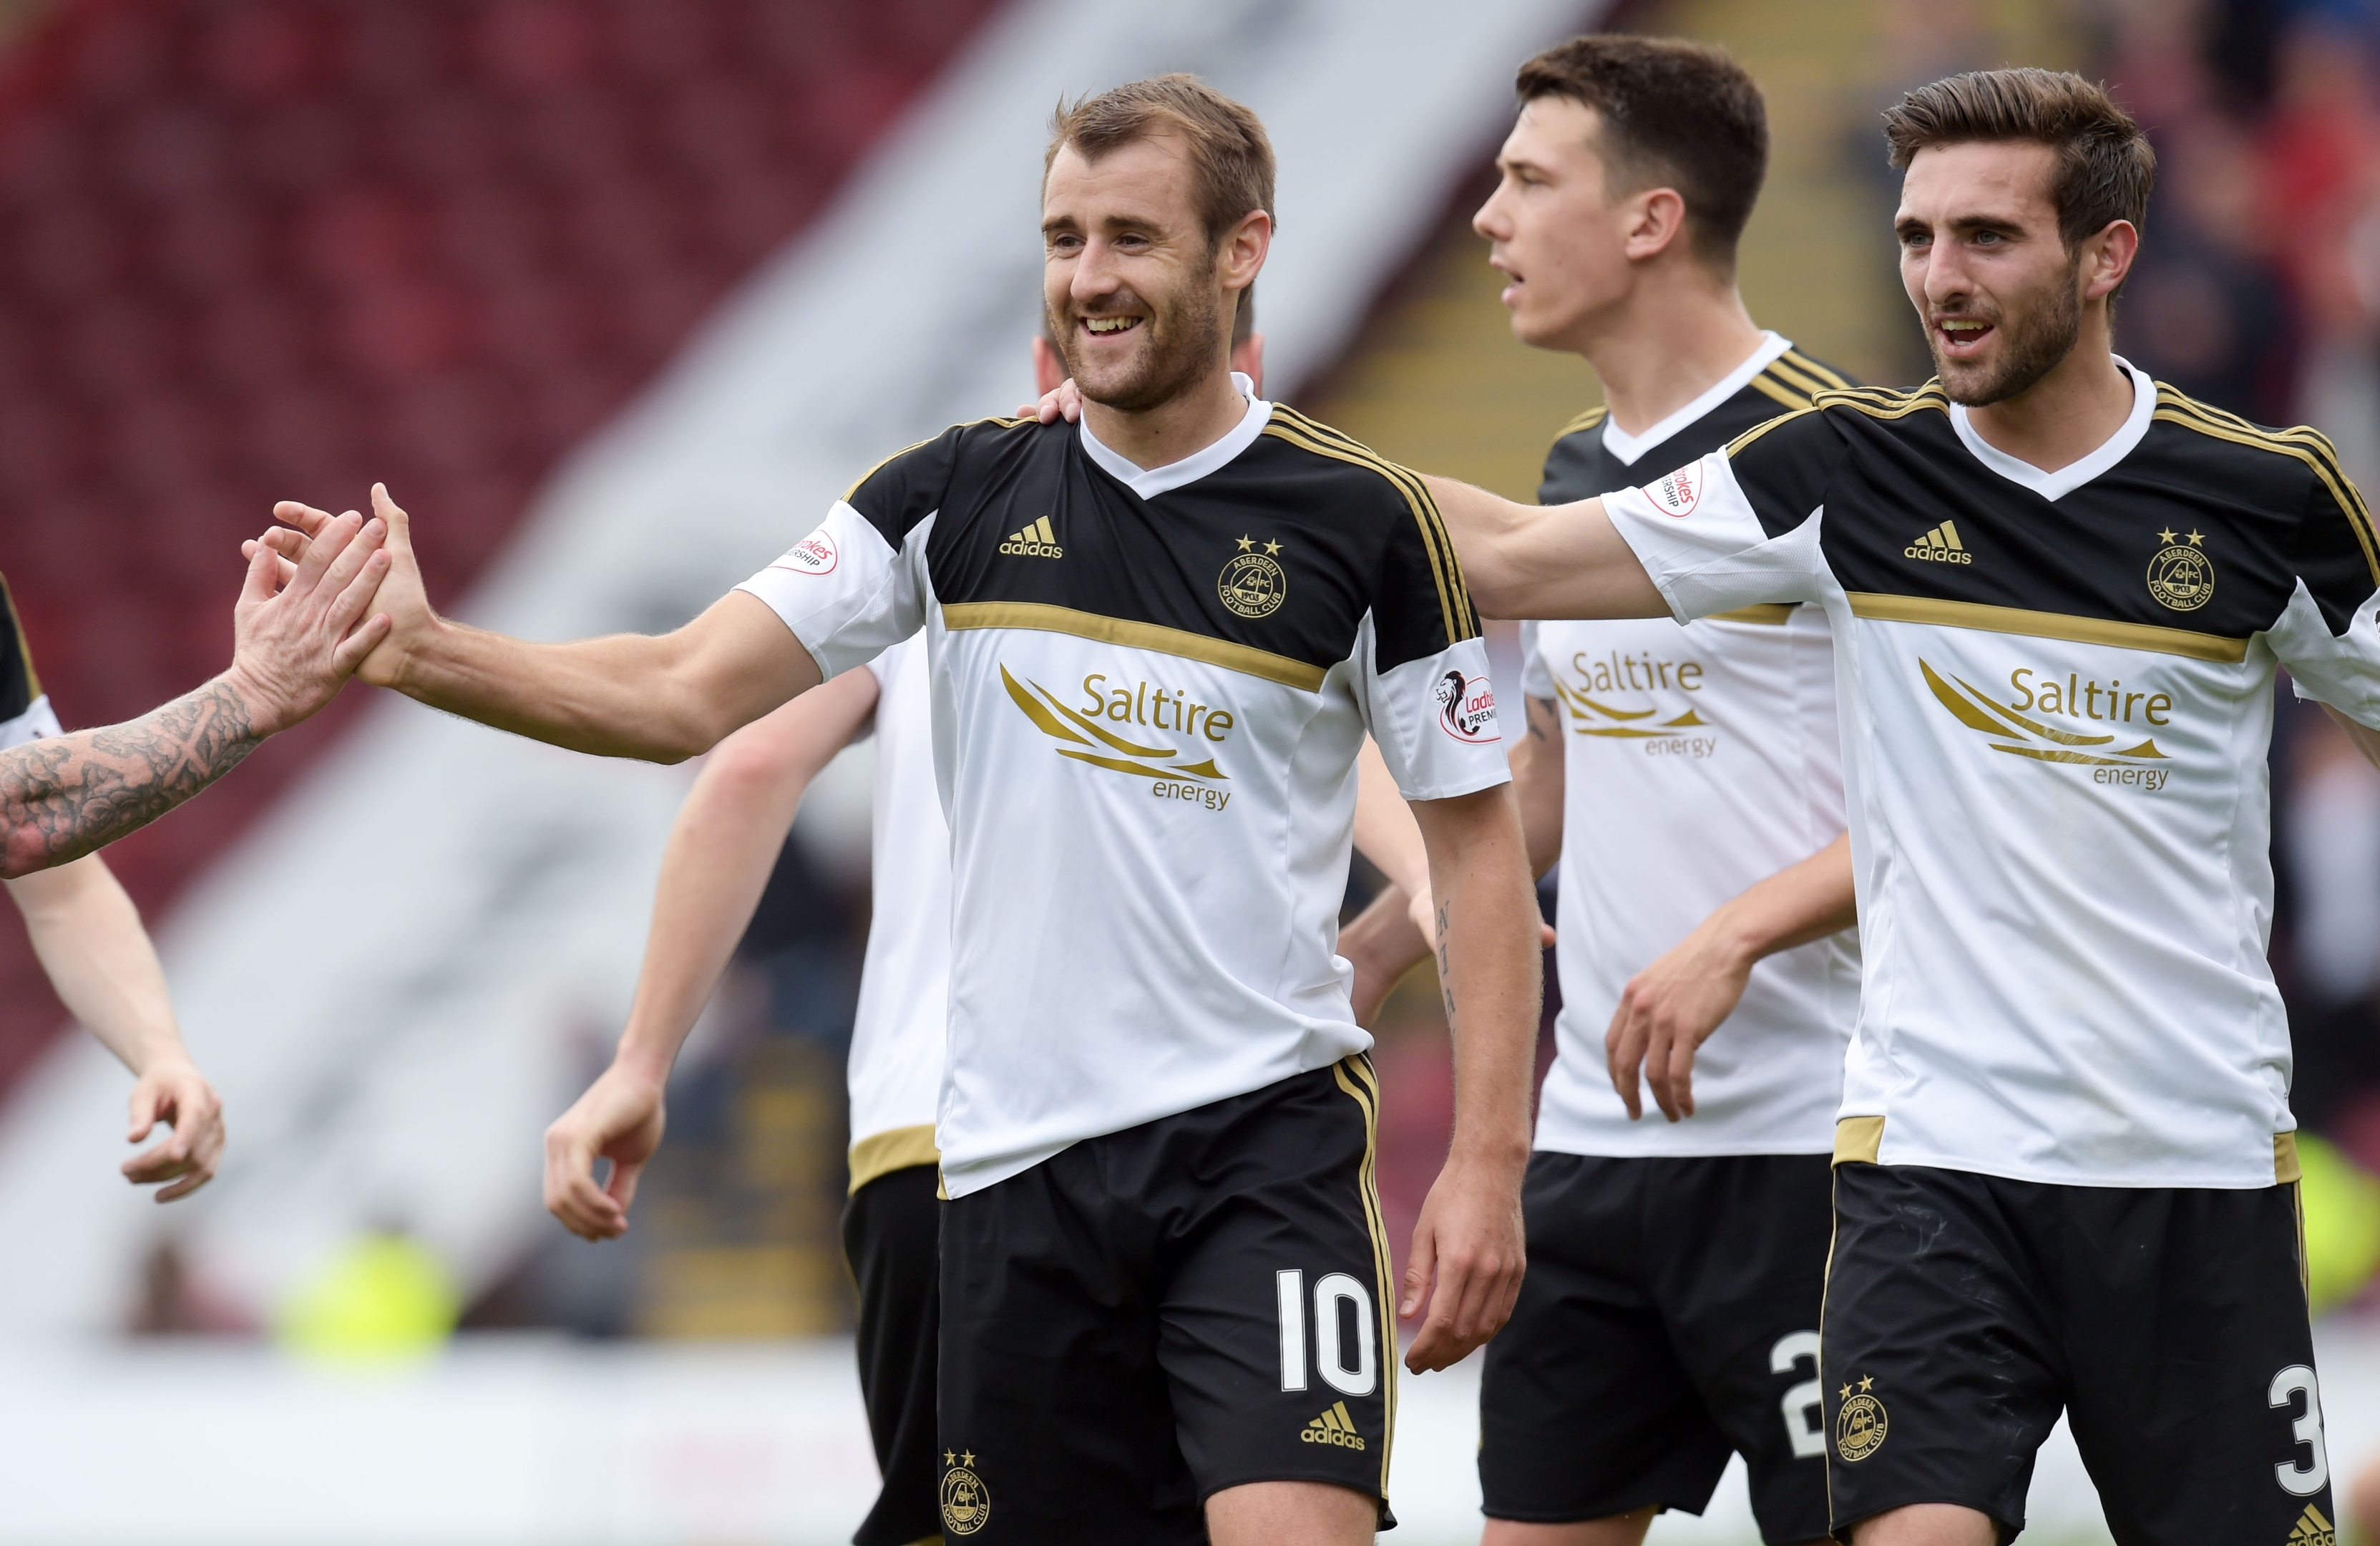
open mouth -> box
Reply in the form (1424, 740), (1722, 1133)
(1935, 317), (1994, 357)
(1081, 316), (1143, 338)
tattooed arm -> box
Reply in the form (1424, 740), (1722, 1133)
(1397, 783), (1541, 1375)
(0, 510), (391, 878)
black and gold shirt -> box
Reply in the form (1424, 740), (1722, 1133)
(0, 573), (59, 750)
(738, 381), (1507, 1195)
(1604, 357), (2380, 1188)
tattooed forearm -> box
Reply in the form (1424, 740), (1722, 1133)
(0, 679), (261, 878)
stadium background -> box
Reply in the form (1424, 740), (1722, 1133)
(0, 0), (2374, 1540)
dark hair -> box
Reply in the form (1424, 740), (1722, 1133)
(1881, 69), (2155, 248)
(1515, 34), (1768, 269)
(1046, 74), (1276, 244)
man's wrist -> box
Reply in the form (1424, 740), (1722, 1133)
(612, 1040), (676, 1089)
(209, 666), (286, 742)
(1445, 1129), (1532, 1177)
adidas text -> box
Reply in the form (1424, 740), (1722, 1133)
(1905, 520), (1971, 565)
(1000, 517), (1063, 558)
(1300, 1401), (1367, 1451)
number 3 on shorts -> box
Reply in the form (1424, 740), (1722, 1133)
(2271, 1364), (2331, 1497)
(1277, 1269), (1378, 1396)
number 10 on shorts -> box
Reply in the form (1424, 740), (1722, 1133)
(1277, 1269), (1378, 1396)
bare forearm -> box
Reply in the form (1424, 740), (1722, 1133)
(1425, 799), (1541, 1167)
(397, 620), (736, 762)
(1420, 479), (1668, 622)
(1699, 831), (1855, 966)
(2323, 705), (2380, 772)
(6, 857), (182, 1072)
(0, 679), (263, 879)
(1508, 696), (1565, 879)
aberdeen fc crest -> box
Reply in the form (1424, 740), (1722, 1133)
(2146, 529), (2214, 612)
(1219, 535), (1287, 618)
(940, 1456), (990, 1536)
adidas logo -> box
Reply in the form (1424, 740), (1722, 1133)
(1904, 520), (1971, 565)
(1299, 1400), (1367, 1452)
(999, 517), (1062, 558)
(2288, 1503), (2335, 1546)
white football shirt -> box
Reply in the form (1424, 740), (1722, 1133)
(1605, 360), (2380, 1187)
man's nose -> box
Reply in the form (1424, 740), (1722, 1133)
(1072, 238), (1124, 298)
(1473, 188), (1510, 241)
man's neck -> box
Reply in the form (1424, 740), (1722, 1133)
(1080, 361), (1249, 472)
(1961, 327), (2132, 475)
(1569, 273), (1766, 438)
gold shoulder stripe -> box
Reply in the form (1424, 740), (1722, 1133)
(2152, 394), (2380, 584)
(1814, 384), (1948, 420)
(1555, 404), (1608, 439)
(847, 1124), (939, 1193)
(1725, 404), (1821, 457)
(0, 572), (39, 701)
(1261, 413), (1478, 643)
(1780, 349), (1853, 391)
(1747, 373), (1813, 412)
(1845, 591), (2248, 662)
(1708, 603), (1797, 625)
(942, 601), (1328, 691)
(1761, 357), (1831, 397)
(839, 416), (1032, 501)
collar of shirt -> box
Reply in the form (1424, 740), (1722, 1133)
(1076, 372), (1274, 499)
(1947, 356), (2155, 502)
(1602, 331), (1792, 467)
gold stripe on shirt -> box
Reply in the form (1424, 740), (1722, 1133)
(1845, 593), (2250, 663)
(848, 1123), (940, 1194)
(942, 601), (1329, 691)
(1833, 1114), (1885, 1165)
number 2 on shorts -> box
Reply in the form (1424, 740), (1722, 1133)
(1770, 1330), (1826, 1459)
(1276, 1268), (1378, 1397)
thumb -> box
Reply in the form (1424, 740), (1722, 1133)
(370, 484), (415, 557)
(126, 1081), (160, 1144)
(238, 533), (277, 610)
(608, 1155), (648, 1216)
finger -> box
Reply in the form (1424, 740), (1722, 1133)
(155, 1165), (213, 1202)
(1400, 1222), (1435, 1321)
(1605, 1006), (1645, 1120)
(241, 540), (303, 589)
(1669, 1031), (1698, 1119)
(323, 545), (390, 635)
(331, 609), (393, 674)
(289, 510), (362, 591)
(371, 484), (415, 558)
(606, 1154), (647, 1217)
(1646, 1019), (1682, 1122)
(1539, 921), (1557, 948)
(126, 1083), (160, 1144)
(315, 515), (387, 602)
(121, 1139), (193, 1183)
(237, 534), (280, 612)
(544, 1125), (625, 1240)
(271, 502), (338, 538)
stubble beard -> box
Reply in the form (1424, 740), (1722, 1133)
(1931, 258), (2084, 407)
(1056, 257), (1227, 414)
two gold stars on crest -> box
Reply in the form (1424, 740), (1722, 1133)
(944, 1449), (977, 1467)
(2157, 529), (2205, 546)
(1838, 1374), (1876, 1399)
(1235, 535), (1283, 555)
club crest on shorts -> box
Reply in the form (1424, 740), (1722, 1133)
(1219, 535), (1287, 618)
(940, 1452), (990, 1535)
(2146, 528), (2214, 612)
(1835, 1376), (1887, 1462)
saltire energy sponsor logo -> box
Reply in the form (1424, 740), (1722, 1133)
(1642, 458), (1703, 517)
(1904, 520), (1971, 564)
(771, 528), (837, 575)
(999, 664), (1234, 810)
(1920, 658), (2172, 791)
(1299, 1401), (1367, 1451)
(1434, 670), (1498, 742)
(998, 516), (1062, 558)
(1550, 647), (1713, 757)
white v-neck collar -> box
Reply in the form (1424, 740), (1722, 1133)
(1947, 357), (2155, 502)
(1078, 373), (1272, 499)
(1602, 331), (1793, 467)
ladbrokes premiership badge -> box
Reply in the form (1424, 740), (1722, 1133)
(2146, 528), (2214, 612)
(1835, 1376), (1887, 1462)
(1220, 534), (1287, 618)
(940, 1452), (990, 1536)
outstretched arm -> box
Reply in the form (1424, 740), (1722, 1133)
(1, 511), (389, 878)
(8, 855), (224, 1200)
(1606, 832), (1855, 1122)
(545, 665), (884, 1240)
(268, 487), (821, 764)
(1420, 478), (1669, 623)
(1398, 782), (1541, 1374)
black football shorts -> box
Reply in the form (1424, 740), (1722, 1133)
(1479, 1151), (1833, 1544)
(1823, 1162), (2334, 1545)
(935, 1057), (1398, 1543)
(841, 1162), (942, 1546)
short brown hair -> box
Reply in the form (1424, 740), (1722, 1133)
(1881, 69), (2155, 248)
(1046, 74), (1275, 245)
(1516, 35), (1768, 268)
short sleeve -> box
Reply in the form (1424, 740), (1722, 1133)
(736, 427), (964, 680)
(1360, 477), (1512, 801)
(1601, 407), (1845, 621)
(1518, 621), (1554, 700)
(2273, 454), (2380, 724)
(0, 574), (59, 751)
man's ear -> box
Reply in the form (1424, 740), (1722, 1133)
(1218, 209), (1271, 295)
(1620, 186), (1689, 263)
(1031, 334), (1066, 397)
(2082, 219), (2140, 303)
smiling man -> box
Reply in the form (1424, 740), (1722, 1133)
(268, 74), (1540, 1546)
(1413, 67), (2374, 1546)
